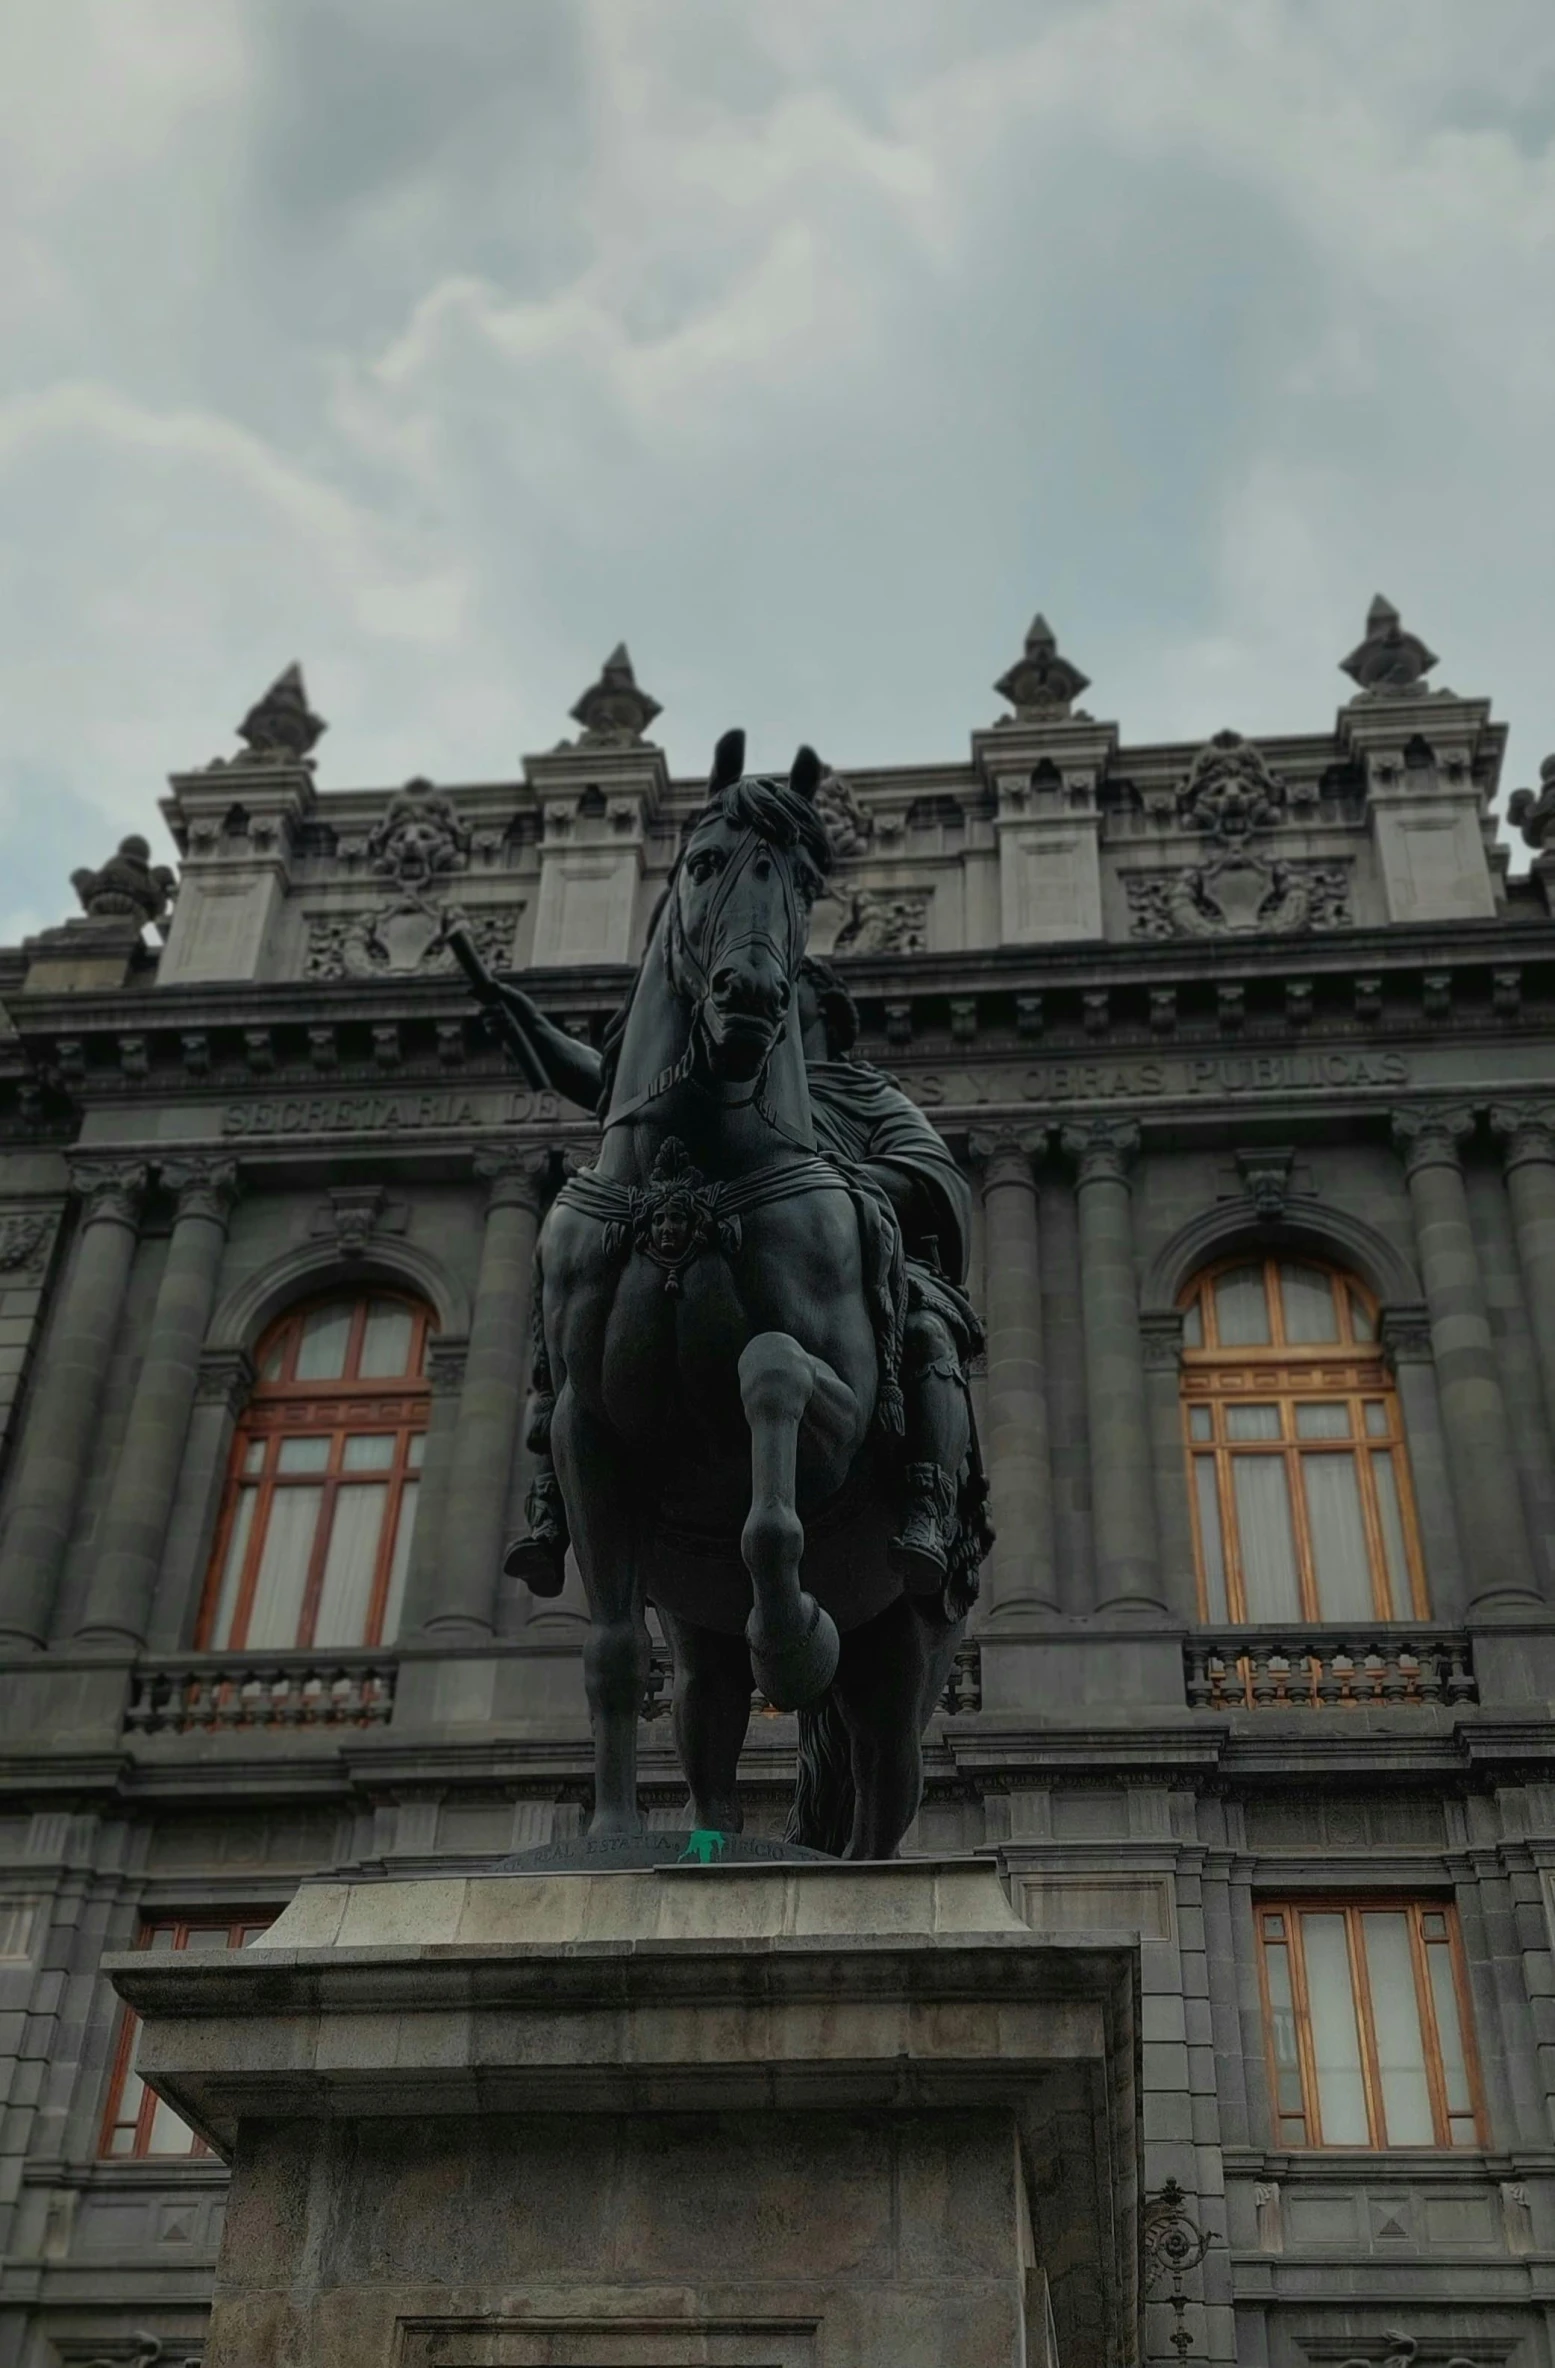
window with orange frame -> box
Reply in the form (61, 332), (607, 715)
(197, 1292), (432, 1652)
(101, 1914), (273, 2156)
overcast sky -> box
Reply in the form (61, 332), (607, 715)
(2, 0), (1553, 943)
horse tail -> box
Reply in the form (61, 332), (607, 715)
(786, 1687), (854, 1858)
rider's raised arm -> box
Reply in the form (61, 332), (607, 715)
(492, 979), (605, 1113)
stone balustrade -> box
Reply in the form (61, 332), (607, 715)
(124, 1650), (397, 1735)
(1184, 1626), (1476, 1711)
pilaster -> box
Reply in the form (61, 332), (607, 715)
(1340, 692), (1500, 924)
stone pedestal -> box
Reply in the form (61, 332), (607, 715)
(112, 1859), (1139, 2368)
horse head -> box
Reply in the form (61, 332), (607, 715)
(667, 731), (832, 1084)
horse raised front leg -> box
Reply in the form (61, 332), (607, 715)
(738, 1331), (845, 1712)
(550, 1384), (648, 1838)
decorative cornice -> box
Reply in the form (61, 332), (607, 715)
(68, 1159), (149, 1230)
(1060, 1117), (1141, 1187)
(162, 1155), (240, 1228)
(1391, 1104), (1476, 1178)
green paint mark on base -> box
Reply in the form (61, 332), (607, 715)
(679, 1829), (729, 1865)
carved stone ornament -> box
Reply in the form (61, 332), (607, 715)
(1061, 1117), (1141, 1185)
(162, 1157), (240, 1228)
(567, 642), (661, 749)
(304, 899), (513, 982)
(1236, 1147), (1294, 1221)
(0, 1211), (54, 1273)
(1178, 729), (1285, 842)
(993, 613), (1091, 723)
(1491, 1102), (1555, 1169)
(1392, 1104), (1476, 1177)
(1508, 753), (1555, 853)
(306, 1186), (408, 1260)
(814, 766), (873, 857)
(473, 1142), (553, 1214)
(69, 1160), (149, 1228)
(1324, 2333), (1492, 2368)
(1340, 593), (1440, 699)
(367, 779), (471, 888)
(234, 660), (326, 762)
(831, 888), (930, 956)
(1126, 854), (1350, 939)
(70, 836), (175, 931)
(1142, 2178), (1212, 2363)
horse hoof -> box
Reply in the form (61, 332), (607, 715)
(746, 1594), (840, 1712)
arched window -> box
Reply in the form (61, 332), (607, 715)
(1179, 1255), (1425, 1625)
(198, 1292), (431, 1651)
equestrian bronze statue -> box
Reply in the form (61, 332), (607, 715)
(451, 733), (990, 1857)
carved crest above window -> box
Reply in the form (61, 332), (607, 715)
(304, 900), (514, 981)
(1126, 854), (1350, 940)
(831, 888), (930, 956)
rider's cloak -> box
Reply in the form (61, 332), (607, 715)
(803, 1058), (973, 1288)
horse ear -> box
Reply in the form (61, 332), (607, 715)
(790, 744), (822, 802)
(709, 729), (745, 792)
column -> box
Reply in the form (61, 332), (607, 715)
(967, 1129), (1057, 1618)
(423, 1145), (550, 1640)
(1491, 1104), (1555, 1452)
(1393, 1107), (1539, 1612)
(76, 1159), (239, 1646)
(396, 1337), (468, 1641)
(1060, 1119), (1166, 1615)
(1379, 1307), (1469, 1622)
(0, 1161), (147, 1651)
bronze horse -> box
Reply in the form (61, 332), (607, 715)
(463, 734), (986, 1856)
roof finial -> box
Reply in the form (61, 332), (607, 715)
(236, 662), (327, 761)
(994, 614), (1090, 723)
(568, 643), (662, 749)
(1339, 595), (1438, 699)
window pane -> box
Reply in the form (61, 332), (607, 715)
(276, 1435), (330, 1475)
(1280, 1263), (1340, 1343)
(1361, 1912), (1434, 2144)
(1295, 1403), (1350, 1439)
(1371, 1452), (1414, 1620)
(206, 1488), (257, 1650)
(1364, 1401), (1389, 1437)
(312, 1486), (388, 1647)
(294, 1303), (352, 1381)
(243, 1487), (323, 1648)
(380, 1481), (418, 1645)
(1300, 1913), (1370, 2144)
(1348, 1290), (1376, 1343)
(407, 1431), (426, 1471)
(1263, 1934), (1307, 2124)
(1214, 1265), (1270, 1346)
(359, 1301), (414, 1378)
(1188, 1405), (1212, 1442)
(1181, 1298), (1204, 1348)
(342, 1434), (395, 1472)
(1425, 1932), (1474, 2124)
(1231, 1458), (1303, 1620)
(1302, 1453), (1375, 1622)
(1194, 1459), (1228, 1622)
(241, 1438), (266, 1475)
(182, 1927), (232, 1953)
(259, 1338), (286, 1381)
(145, 2092), (198, 2154)
(1226, 1404), (1282, 1442)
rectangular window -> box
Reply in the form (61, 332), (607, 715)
(100, 1915), (272, 2157)
(1256, 1899), (1482, 2148)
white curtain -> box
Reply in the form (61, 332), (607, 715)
(312, 1485), (389, 1647)
(1302, 1453), (1373, 1621)
(1361, 1912), (1433, 2143)
(1300, 1912), (1369, 2144)
(1231, 1458), (1302, 1620)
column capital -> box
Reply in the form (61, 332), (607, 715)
(162, 1155), (240, 1229)
(1139, 1310), (1186, 1372)
(1379, 1302), (1434, 1364)
(473, 1142), (553, 1214)
(195, 1345), (255, 1415)
(966, 1125), (1046, 1191)
(68, 1158), (149, 1229)
(1060, 1117), (1141, 1187)
(426, 1334), (470, 1394)
(1392, 1104), (1476, 1178)
(1490, 1102), (1555, 1172)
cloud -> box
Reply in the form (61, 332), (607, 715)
(2, 0), (1554, 944)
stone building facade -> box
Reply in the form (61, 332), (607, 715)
(3, 605), (1555, 2363)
